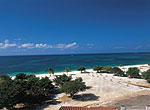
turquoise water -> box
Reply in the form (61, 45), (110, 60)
(0, 53), (150, 76)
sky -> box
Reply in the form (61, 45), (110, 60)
(0, 0), (150, 55)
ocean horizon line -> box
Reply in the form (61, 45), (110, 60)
(1, 51), (150, 57)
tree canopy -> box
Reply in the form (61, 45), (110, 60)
(0, 73), (54, 109)
(111, 67), (126, 77)
(77, 66), (86, 73)
(60, 77), (86, 97)
(126, 67), (140, 78)
(93, 66), (103, 73)
(103, 66), (113, 73)
(0, 80), (19, 109)
(0, 74), (11, 81)
(142, 69), (150, 83)
(48, 67), (54, 75)
(53, 74), (72, 87)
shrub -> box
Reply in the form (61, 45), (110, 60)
(142, 69), (150, 83)
(77, 66), (86, 73)
(93, 66), (103, 73)
(103, 66), (113, 73)
(112, 67), (126, 77)
(126, 67), (140, 78)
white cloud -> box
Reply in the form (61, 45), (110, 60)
(65, 42), (77, 48)
(56, 42), (77, 49)
(0, 40), (17, 49)
(0, 39), (78, 50)
(18, 43), (34, 49)
(35, 43), (53, 48)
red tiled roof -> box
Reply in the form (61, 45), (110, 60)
(59, 106), (119, 110)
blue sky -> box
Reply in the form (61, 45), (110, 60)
(0, 0), (150, 55)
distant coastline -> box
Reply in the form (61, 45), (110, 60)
(8, 63), (148, 77)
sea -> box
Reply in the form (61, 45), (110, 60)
(0, 52), (150, 76)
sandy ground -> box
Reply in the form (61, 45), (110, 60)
(13, 64), (150, 110)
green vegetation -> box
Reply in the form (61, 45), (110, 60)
(77, 66), (86, 73)
(54, 74), (86, 98)
(126, 67), (140, 78)
(48, 67), (54, 76)
(93, 66), (103, 73)
(111, 67), (126, 77)
(103, 66), (113, 73)
(60, 77), (86, 97)
(15, 73), (27, 80)
(0, 80), (19, 109)
(53, 74), (72, 87)
(64, 67), (71, 75)
(0, 73), (54, 109)
(142, 69), (150, 83)
(0, 74), (11, 81)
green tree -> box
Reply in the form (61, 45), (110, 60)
(38, 77), (54, 96)
(64, 67), (71, 75)
(103, 66), (113, 73)
(0, 74), (55, 109)
(48, 67), (54, 76)
(0, 74), (11, 82)
(93, 66), (102, 73)
(60, 77), (86, 97)
(111, 67), (126, 77)
(26, 75), (54, 104)
(126, 67), (140, 78)
(53, 74), (72, 87)
(0, 80), (19, 109)
(15, 73), (27, 80)
(77, 66), (86, 73)
(142, 69), (150, 83)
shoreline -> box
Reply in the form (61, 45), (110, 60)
(9, 63), (149, 78)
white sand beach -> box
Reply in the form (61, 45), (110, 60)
(13, 64), (150, 110)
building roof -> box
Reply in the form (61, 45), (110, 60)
(59, 106), (119, 110)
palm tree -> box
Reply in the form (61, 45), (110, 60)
(48, 67), (54, 76)
(64, 67), (71, 76)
